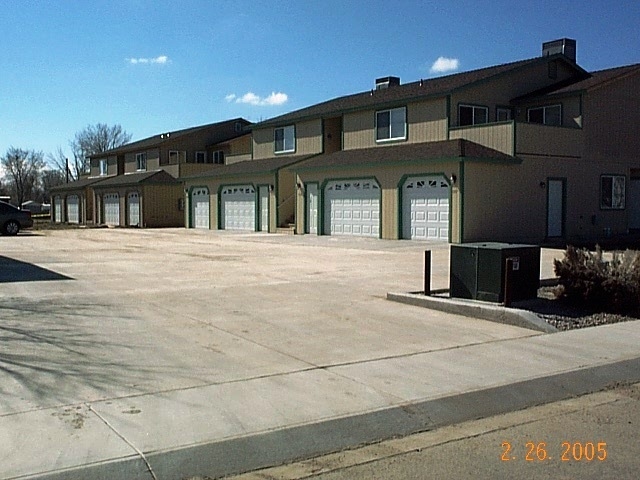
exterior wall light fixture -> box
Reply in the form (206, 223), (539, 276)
(450, 174), (457, 184)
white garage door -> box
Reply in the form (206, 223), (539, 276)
(103, 193), (120, 226)
(258, 185), (269, 232)
(128, 192), (140, 227)
(402, 176), (450, 241)
(221, 185), (256, 231)
(306, 183), (319, 234)
(54, 196), (63, 223)
(191, 188), (210, 229)
(324, 179), (380, 237)
(66, 195), (80, 224)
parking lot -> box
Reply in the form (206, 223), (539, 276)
(7, 228), (628, 479)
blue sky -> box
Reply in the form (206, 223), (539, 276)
(0, 0), (638, 166)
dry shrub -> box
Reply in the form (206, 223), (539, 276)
(554, 245), (640, 313)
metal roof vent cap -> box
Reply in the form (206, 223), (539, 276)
(542, 38), (576, 62)
(375, 76), (400, 90)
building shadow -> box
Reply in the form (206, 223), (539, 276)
(0, 256), (73, 283)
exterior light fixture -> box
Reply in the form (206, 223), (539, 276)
(450, 174), (457, 184)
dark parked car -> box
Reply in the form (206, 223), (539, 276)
(0, 201), (33, 235)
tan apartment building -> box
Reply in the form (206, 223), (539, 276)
(193, 38), (637, 244)
(51, 118), (251, 227)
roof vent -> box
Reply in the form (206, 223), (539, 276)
(542, 38), (576, 62)
(375, 76), (400, 90)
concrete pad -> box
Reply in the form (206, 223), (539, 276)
(0, 230), (635, 479)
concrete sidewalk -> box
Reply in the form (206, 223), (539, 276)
(1, 230), (638, 480)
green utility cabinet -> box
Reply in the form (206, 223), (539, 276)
(449, 243), (541, 303)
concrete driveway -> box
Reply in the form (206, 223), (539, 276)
(1, 229), (637, 479)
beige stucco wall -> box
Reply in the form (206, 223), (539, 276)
(294, 160), (460, 241)
(183, 173), (278, 232)
(342, 98), (448, 150)
(252, 119), (323, 160)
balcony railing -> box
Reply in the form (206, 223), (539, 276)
(449, 121), (583, 159)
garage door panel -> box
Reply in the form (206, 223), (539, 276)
(67, 195), (79, 224)
(221, 185), (255, 231)
(403, 176), (450, 241)
(103, 193), (120, 226)
(324, 180), (380, 238)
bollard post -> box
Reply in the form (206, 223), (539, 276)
(504, 257), (513, 307)
(424, 250), (431, 296)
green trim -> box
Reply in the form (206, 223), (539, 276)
(459, 161), (465, 243)
(546, 177), (567, 239)
(397, 173), (452, 241)
(217, 182), (258, 231)
(319, 176), (381, 238)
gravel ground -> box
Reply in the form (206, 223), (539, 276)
(515, 286), (639, 331)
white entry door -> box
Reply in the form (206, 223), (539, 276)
(191, 188), (210, 229)
(402, 176), (450, 241)
(258, 185), (269, 232)
(103, 193), (120, 226)
(128, 192), (140, 227)
(547, 179), (565, 238)
(306, 183), (318, 234)
(221, 185), (256, 231)
(324, 179), (380, 237)
(54, 196), (63, 223)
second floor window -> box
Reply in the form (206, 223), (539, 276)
(99, 159), (108, 176)
(459, 105), (488, 126)
(275, 125), (295, 153)
(496, 107), (512, 122)
(195, 151), (206, 164)
(376, 107), (406, 142)
(528, 105), (562, 126)
(136, 153), (147, 171)
(213, 151), (225, 164)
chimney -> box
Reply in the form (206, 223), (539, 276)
(375, 76), (400, 90)
(542, 38), (576, 62)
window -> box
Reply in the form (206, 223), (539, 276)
(601, 175), (626, 210)
(496, 107), (512, 122)
(459, 105), (488, 126)
(274, 125), (295, 153)
(99, 159), (108, 176)
(195, 151), (206, 164)
(212, 151), (225, 164)
(168, 150), (186, 164)
(136, 153), (147, 171)
(527, 105), (562, 126)
(376, 107), (406, 141)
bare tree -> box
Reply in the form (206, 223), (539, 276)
(46, 146), (79, 182)
(70, 123), (132, 175)
(1, 147), (46, 206)
(38, 169), (66, 203)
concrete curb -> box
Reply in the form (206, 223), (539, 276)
(26, 358), (640, 480)
(386, 291), (558, 333)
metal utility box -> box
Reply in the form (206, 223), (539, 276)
(450, 243), (541, 303)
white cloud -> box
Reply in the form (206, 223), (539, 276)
(226, 91), (288, 106)
(430, 56), (460, 74)
(127, 55), (169, 65)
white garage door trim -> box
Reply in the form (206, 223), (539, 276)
(191, 187), (210, 229)
(66, 195), (80, 224)
(103, 193), (120, 226)
(324, 179), (380, 237)
(220, 185), (256, 231)
(128, 192), (140, 227)
(54, 196), (63, 223)
(402, 175), (450, 241)
(258, 185), (269, 232)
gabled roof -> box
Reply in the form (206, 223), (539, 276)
(256, 54), (585, 128)
(92, 170), (179, 188)
(183, 155), (314, 180)
(293, 139), (518, 172)
(90, 118), (251, 159)
(50, 176), (107, 192)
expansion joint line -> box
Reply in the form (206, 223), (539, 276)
(87, 404), (158, 480)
